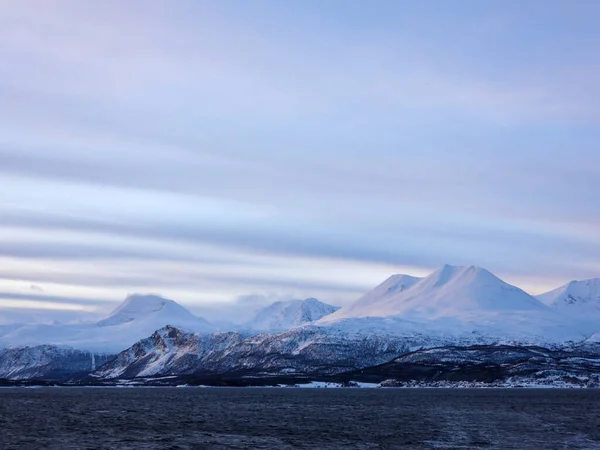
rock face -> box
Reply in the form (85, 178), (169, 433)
(245, 298), (339, 332)
(0, 346), (114, 380)
(92, 326), (247, 379)
(91, 325), (413, 379)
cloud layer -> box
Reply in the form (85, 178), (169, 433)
(1, 1), (599, 320)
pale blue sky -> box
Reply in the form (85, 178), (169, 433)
(1, 1), (599, 321)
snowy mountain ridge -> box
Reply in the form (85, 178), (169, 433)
(91, 324), (414, 380)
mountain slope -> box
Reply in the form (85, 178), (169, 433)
(537, 279), (600, 315)
(92, 326), (248, 379)
(246, 298), (339, 332)
(0, 294), (215, 353)
(0, 345), (114, 380)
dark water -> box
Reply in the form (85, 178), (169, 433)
(1, 388), (600, 449)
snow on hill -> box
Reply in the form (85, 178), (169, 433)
(586, 332), (600, 343)
(319, 265), (593, 343)
(97, 294), (212, 329)
(326, 265), (546, 321)
(318, 273), (422, 321)
(0, 294), (215, 353)
(246, 298), (339, 332)
(537, 279), (600, 315)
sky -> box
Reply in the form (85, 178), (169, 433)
(1, 0), (599, 322)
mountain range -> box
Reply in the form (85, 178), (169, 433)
(2, 265), (600, 386)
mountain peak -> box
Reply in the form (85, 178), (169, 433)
(112, 294), (177, 315)
(324, 265), (547, 322)
(434, 264), (492, 276)
(97, 294), (213, 330)
(246, 298), (339, 332)
(381, 274), (423, 292)
(100, 294), (181, 325)
(427, 265), (498, 288)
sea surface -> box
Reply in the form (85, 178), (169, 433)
(1, 387), (599, 449)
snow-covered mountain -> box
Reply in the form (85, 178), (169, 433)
(245, 298), (339, 332)
(537, 279), (600, 315)
(318, 265), (595, 344)
(98, 294), (213, 330)
(0, 294), (215, 353)
(327, 265), (546, 321)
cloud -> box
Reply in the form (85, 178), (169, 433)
(0, 1), (599, 320)
(2, 203), (599, 278)
(0, 292), (111, 315)
(29, 284), (44, 293)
